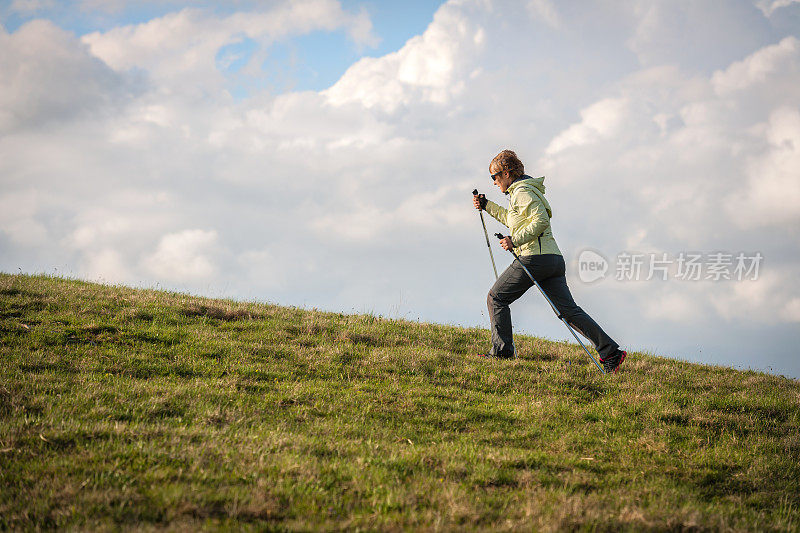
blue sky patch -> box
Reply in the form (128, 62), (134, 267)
(1, 0), (445, 97)
(216, 36), (257, 74)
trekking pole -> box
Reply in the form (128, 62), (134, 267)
(473, 189), (498, 280)
(494, 233), (605, 374)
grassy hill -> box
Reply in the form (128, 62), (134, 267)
(1, 273), (799, 531)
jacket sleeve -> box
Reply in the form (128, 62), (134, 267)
(510, 190), (549, 248)
(484, 200), (508, 227)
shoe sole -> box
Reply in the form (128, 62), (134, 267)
(612, 351), (627, 374)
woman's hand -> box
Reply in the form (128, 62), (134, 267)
(499, 236), (513, 251)
(473, 194), (487, 210)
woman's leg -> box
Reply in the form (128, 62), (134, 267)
(487, 255), (562, 356)
(536, 256), (620, 359)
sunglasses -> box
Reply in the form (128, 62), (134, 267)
(491, 171), (504, 182)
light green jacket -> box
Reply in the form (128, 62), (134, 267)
(485, 175), (562, 257)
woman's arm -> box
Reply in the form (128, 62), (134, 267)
(484, 200), (509, 227)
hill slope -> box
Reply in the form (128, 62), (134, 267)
(1, 273), (799, 531)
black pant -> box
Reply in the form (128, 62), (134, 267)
(487, 254), (619, 358)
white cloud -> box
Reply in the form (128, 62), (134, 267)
(308, 183), (471, 242)
(756, 0), (800, 16)
(545, 98), (630, 154)
(83, 248), (132, 283)
(236, 249), (290, 291)
(81, 0), (378, 94)
(642, 286), (705, 322)
(707, 268), (800, 323)
(726, 107), (800, 226)
(64, 196), (172, 251)
(0, 20), (136, 133)
(0, 189), (48, 246)
(626, 0), (776, 71)
(323, 2), (485, 111)
(67, 216), (132, 250)
(712, 37), (800, 95)
(785, 297), (800, 322)
(143, 229), (219, 282)
(526, 0), (560, 28)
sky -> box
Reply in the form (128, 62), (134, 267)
(1, 0), (799, 378)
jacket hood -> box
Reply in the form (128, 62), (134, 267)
(510, 175), (552, 218)
(508, 175), (545, 193)
(526, 175), (546, 194)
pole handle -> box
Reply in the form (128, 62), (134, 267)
(496, 233), (517, 255)
(473, 190), (487, 210)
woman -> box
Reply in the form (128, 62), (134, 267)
(473, 150), (626, 373)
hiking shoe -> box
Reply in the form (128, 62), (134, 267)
(477, 352), (515, 360)
(600, 349), (627, 374)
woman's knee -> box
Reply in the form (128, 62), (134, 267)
(487, 289), (507, 308)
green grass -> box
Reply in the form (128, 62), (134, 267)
(1, 273), (799, 531)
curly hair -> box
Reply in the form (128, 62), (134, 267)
(489, 150), (524, 179)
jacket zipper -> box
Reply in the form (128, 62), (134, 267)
(538, 235), (542, 253)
